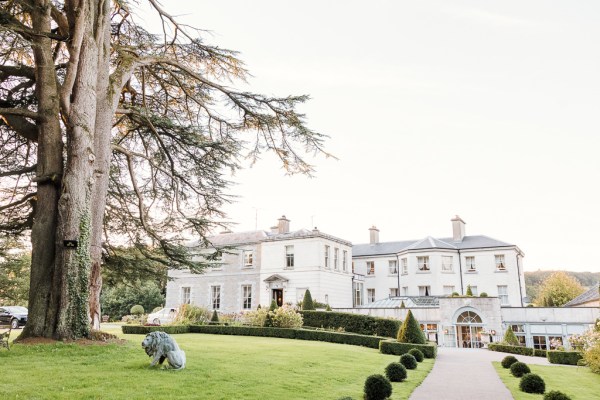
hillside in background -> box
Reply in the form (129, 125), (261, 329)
(525, 270), (600, 304)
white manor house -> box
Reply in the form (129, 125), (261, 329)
(166, 215), (599, 350)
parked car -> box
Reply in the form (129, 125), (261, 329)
(147, 307), (177, 325)
(0, 306), (28, 329)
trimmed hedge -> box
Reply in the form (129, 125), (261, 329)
(488, 343), (546, 358)
(547, 350), (583, 366)
(121, 325), (190, 334)
(300, 310), (400, 338)
(189, 325), (386, 349)
(379, 340), (437, 358)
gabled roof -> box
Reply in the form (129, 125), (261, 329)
(353, 235), (515, 257)
(563, 285), (600, 307)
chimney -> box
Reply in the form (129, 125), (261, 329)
(451, 215), (466, 242)
(277, 215), (290, 234)
(369, 225), (380, 244)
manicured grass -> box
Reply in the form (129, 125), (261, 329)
(0, 331), (434, 399)
(493, 361), (600, 400)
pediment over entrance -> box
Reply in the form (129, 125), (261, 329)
(263, 274), (289, 283)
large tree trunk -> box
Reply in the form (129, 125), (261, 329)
(21, 0), (64, 339)
(89, 2), (112, 330)
(21, 0), (109, 340)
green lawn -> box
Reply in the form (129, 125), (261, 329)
(493, 361), (600, 400)
(0, 332), (434, 399)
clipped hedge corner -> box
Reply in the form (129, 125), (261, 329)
(547, 350), (583, 366)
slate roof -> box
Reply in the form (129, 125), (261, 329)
(353, 235), (515, 257)
(358, 296), (440, 308)
(190, 227), (351, 248)
(563, 285), (600, 307)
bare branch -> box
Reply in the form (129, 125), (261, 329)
(0, 192), (36, 212)
(0, 107), (40, 120)
(0, 164), (36, 177)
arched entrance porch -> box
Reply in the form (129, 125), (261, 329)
(456, 310), (484, 348)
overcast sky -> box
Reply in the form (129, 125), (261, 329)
(147, 1), (599, 272)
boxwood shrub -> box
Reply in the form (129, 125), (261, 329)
(544, 390), (572, 400)
(408, 348), (424, 362)
(519, 373), (545, 394)
(399, 353), (418, 370)
(379, 339), (437, 358)
(121, 325), (190, 334)
(364, 374), (392, 400)
(547, 350), (582, 366)
(189, 325), (386, 349)
(488, 343), (546, 357)
(385, 362), (407, 382)
(501, 355), (519, 368)
(510, 362), (531, 378)
(300, 310), (400, 338)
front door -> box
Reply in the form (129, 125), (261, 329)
(272, 289), (283, 307)
(458, 325), (483, 348)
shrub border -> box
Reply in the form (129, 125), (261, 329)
(121, 325), (190, 334)
(299, 310), (400, 338)
(546, 350), (583, 366)
(189, 325), (387, 349)
(488, 343), (546, 358)
(379, 340), (437, 358)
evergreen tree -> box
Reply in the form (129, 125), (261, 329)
(269, 299), (279, 311)
(397, 310), (426, 344)
(466, 285), (473, 296)
(503, 326), (520, 346)
(302, 289), (315, 310)
(211, 310), (219, 323)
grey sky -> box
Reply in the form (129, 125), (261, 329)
(150, 1), (599, 272)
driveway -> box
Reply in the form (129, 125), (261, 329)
(410, 347), (553, 400)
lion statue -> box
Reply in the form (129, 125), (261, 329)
(141, 331), (186, 370)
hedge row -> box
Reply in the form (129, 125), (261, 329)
(488, 343), (547, 358)
(121, 325), (190, 334)
(379, 340), (437, 359)
(547, 350), (583, 365)
(190, 325), (386, 349)
(300, 310), (400, 338)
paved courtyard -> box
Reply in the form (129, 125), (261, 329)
(410, 347), (554, 400)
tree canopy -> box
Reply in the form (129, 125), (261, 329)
(535, 271), (586, 307)
(0, 0), (327, 339)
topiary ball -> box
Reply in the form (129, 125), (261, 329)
(130, 304), (144, 315)
(408, 348), (424, 362)
(399, 353), (418, 370)
(501, 355), (519, 369)
(364, 374), (393, 400)
(543, 390), (572, 400)
(519, 373), (545, 394)
(510, 361), (531, 377)
(385, 362), (407, 382)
